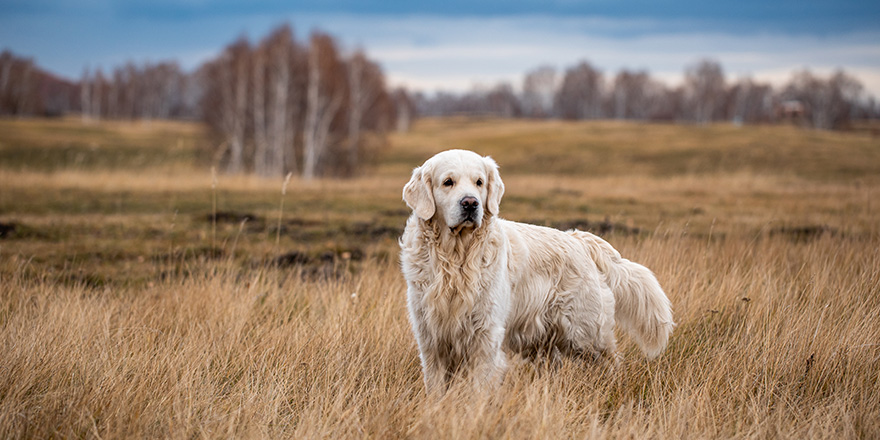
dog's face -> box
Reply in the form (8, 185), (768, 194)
(403, 149), (505, 232)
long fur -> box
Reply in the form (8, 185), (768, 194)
(569, 230), (674, 359)
(400, 150), (674, 393)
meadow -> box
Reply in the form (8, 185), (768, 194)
(1, 116), (878, 438)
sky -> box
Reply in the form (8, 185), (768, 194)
(2, 0), (879, 96)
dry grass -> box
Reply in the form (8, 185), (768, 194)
(1, 117), (879, 438)
(2, 235), (878, 438)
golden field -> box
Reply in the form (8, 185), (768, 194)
(1, 117), (879, 438)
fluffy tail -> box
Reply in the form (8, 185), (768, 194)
(573, 231), (675, 359)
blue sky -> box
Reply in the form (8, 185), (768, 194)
(2, 1), (879, 95)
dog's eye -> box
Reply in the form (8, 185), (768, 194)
(476, 178), (483, 187)
(443, 178), (454, 187)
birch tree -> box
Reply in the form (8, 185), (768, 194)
(266, 25), (301, 177)
(392, 87), (415, 132)
(684, 59), (725, 124)
(345, 50), (384, 174)
(555, 61), (603, 120)
(610, 70), (651, 120)
(522, 65), (556, 118)
(80, 67), (91, 122)
(302, 33), (345, 180)
(203, 38), (250, 173)
(251, 44), (269, 175)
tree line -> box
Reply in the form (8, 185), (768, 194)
(1, 49), (203, 121)
(78, 62), (198, 122)
(415, 59), (877, 130)
(0, 50), (79, 117)
(2, 33), (879, 177)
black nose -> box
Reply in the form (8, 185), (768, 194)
(460, 196), (479, 212)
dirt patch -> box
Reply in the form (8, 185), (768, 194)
(527, 217), (641, 236)
(271, 248), (367, 281)
(0, 221), (48, 239)
(0, 222), (18, 238)
(204, 211), (262, 224)
(770, 225), (838, 242)
(273, 251), (312, 267)
(273, 247), (365, 269)
(347, 221), (404, 239)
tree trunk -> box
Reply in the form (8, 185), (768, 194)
(80, 68), (91, 122)
(252, 51), (268, 175)
(302, 46), (321, 181)
(346, 56), (363, 174)
(268, 45), (289, 177)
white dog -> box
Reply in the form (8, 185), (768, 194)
(400, 149), (674, 393)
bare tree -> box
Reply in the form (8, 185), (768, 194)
(91, 68), (105, 120)
(0, 50), (75, 116)
(269, 26), (300, 177)
(486, 83), (520, 118)
(248, 25), (302, 177)
(684, 59), (726, 124)
(555, 61), (603, 120)
(0, 51), (11, 99)
(16, 58), (34, 116)
(80, 67), (92, 122)
(521, 65), (556, 118)
(196, 24), (389, 177)
(728, 78), (774, 124)
(610, 69), (653, 120)
(829, 70), (863, 127)
(231, 43), (250, 173)
(782, 69), (863, 129)
(252, 45), (268, 174)
(302, 33), (346, 180)
(344, 50), (385, 174)
(202, 38), (251, 173)
(107, 69), (119, 118)
(392, 87), (415, 132)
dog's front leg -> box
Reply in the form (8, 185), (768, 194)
(468, 344), (507, 391)
(419, 350), (449, 396)
(464, 312), (509, 391)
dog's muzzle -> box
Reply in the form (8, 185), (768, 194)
(460, 196), (479, 219)
(450, 196), (481, 233)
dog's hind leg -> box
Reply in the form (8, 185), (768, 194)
(555, 285), (619, 365)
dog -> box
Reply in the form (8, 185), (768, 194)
(399, 149), (674, 393)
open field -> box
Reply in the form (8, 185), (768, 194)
(1, 117), (879, 438)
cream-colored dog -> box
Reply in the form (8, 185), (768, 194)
(400, 149), (674, 393)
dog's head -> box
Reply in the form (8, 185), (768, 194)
(403, 149), (505, 233)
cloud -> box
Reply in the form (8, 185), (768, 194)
(1, 10), (878, 97)
(346, 16), (880, 95)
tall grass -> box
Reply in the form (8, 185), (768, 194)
(1, 232), (878, 438)
(1, 117), (879, 438)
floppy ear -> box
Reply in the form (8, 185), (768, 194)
(483, 156), (505, 216)
(403, 166), (435, 220)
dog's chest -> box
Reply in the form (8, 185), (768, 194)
(402, 220), (508, 343)
(406, 245), (491, 329)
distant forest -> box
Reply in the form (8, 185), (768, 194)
(417, 61), (877, 131)
(1, 23), (878, 177)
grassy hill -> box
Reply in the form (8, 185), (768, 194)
(1, 117), (878, 438)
